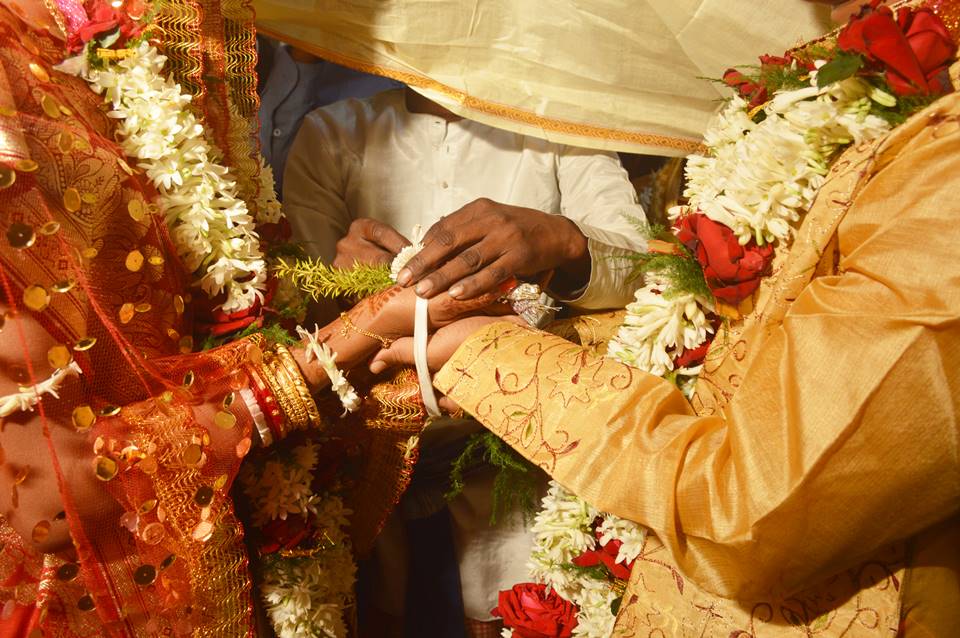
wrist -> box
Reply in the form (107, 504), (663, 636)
(551, 217), (591, 295)
(557, 216), (589, 264)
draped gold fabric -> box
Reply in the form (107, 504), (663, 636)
(252, 0), (831, 155)
(434, 93), (960, 636)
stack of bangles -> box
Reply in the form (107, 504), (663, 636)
(242, 344), (322, 446)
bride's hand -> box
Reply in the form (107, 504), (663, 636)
(367, 315), (526, 375)
(291, 285), (511, 389)
(363, 284), (512, 340)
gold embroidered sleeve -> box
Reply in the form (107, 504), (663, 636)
(434, 96), (960, 600)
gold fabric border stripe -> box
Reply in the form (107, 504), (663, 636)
(255, 24), (706, 155)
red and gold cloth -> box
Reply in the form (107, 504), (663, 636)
(0, 3), (265, 635)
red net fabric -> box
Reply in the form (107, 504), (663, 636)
(0, 5), (262, 636)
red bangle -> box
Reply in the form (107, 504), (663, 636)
(245, 364), (285, 441)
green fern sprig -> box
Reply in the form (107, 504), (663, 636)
(619, 217), (713, 301)
(446, 432), (539, 525)
(273, 258), (394, 300)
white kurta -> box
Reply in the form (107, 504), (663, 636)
(284, 89), (647, 309)
(283, 88), (648, 620)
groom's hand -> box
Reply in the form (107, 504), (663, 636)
(395, 198), (590, 300)
(333, 218), (411, 268)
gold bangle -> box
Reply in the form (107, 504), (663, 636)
(258, 349), (310, 436)
(273, 345), (323, 430)
(339, 312), (394, 350)
(269, 354), (309, 431)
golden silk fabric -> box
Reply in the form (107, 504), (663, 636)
(435, 93), (960, 636)
(252, 0), (831, 156)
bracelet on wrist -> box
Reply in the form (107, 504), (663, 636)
(339, 311), (394, 350)
(297, 325), (360, 416)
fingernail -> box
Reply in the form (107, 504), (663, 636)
(449, 285), (464, 299)
(397, 270), (412, 286)
(415, 280), (433, 296)
(369, 361), (386, 374)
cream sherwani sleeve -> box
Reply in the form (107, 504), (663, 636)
(433, 96), (960, 601)
(553, 146), (647, 309)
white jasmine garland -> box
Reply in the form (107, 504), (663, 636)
(526, 482), (599, 601)
(676, 64), (891, 247)
(596, 516), (646, 567)
(606, 275), (713, 378)
(240, 440), (357, 638)
(571, 579), (618, 638)
(66, 42), (273, 313)
(389, 224), (426, 282)
(239, 443), (321, 527)
(262, 547), (357, 638)
(297, 325), (361, 415)
(522, 482), (644, 638)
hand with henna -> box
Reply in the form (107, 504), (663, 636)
(366, 315), (528, 413)
(290, 283), (511, 390)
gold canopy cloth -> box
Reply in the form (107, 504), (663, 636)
(252, 0), (831, 156)
(433, 91), (960, 634)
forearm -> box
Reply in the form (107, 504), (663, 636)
(434, 317), (960, 598)
(292, 288), (397, 389)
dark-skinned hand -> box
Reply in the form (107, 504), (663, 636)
(332, 218), (411, 268)
(395, 198), (591, 300)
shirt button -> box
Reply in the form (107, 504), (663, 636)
(272, 128), (282, 137)
(441, 181), (449, 189)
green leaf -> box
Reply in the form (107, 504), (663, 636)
(98, 28), (121, 49)
(816, 53), (864, 88)
(610, 596), (623, 616)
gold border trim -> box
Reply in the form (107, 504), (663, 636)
(256, 24), (705, 155)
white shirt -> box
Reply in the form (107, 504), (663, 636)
(284, 89), (647, 309)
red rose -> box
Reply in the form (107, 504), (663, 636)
(838, 2), (956, 95)
(257, 218), (293, 246)
(193, 277), (276, 337)
(675, 213), (773, 305)
(260, 515), (309, 554)
(722, 68), (768, 110)
(77, 3), (118, 42)
(66, 1), (146, 53)
(673, 339), (712, 369)
(492, 584), (579, 638)
(193, 298), (264, 337)
(572, 538), (635, 581)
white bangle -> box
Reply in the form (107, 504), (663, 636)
(297, 325), (360, 416)
(414, 295), (442, 417)
(239, 387), (273, 446)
